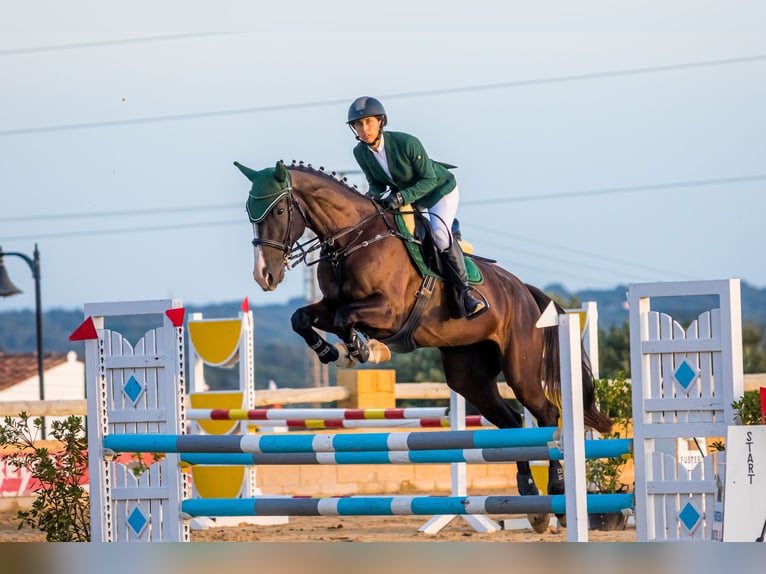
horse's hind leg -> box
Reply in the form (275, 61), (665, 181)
(503, 348), (566, 528)
(440, 344), (551, 533)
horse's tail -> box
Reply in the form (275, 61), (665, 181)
(525, 284), (613, 434)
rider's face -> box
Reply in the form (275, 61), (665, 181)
(352, 116), (382, 145)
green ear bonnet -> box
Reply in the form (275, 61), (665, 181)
(234, 160), (292, 223)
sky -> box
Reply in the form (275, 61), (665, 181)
(1, 1), (764, 313)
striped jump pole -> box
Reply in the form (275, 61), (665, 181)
(186, 407), (451, 421)
(103, 426), (560, 455)
(180, 439), (632, 466)
(181, 494), (635, 518)
(237, 415), (492, 429)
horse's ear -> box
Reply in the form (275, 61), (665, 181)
(234, 161), (259, 182)
(274, 160), (288, 183)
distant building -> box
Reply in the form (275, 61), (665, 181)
(0, 352), (86, 501)
(0, 351), (85, 430)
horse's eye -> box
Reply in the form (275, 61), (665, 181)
(275, 207), (286, 216)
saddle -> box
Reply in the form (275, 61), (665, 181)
(394, 210), (484, 284)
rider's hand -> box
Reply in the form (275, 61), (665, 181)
(380, 191), (404, 211)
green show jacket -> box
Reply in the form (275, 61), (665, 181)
(353, 131), (456, 209)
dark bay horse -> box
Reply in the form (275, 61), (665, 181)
(235, 160), (612, 530)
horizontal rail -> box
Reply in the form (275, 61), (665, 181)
(0, 399), (88, 417)
(179, 439), (632, 465)
(104, 427), (561, 454)
(181, 493), (635, 518)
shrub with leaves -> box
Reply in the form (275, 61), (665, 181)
(585, 372), (633, 493)
(0, 413), (90, 542)
(127, 451), (164, 477)
(731, 390), (764, 426)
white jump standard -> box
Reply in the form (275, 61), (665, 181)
(79, 279), (751, 542)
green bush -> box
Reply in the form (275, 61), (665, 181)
(0, 413), (90, 542)
(731, 390), (764, 426)
(585, 372), (633, 493)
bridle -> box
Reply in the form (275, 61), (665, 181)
(250, 170), (404, 271)
(249, 171), (308, 265)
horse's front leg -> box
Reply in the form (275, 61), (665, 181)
(334, 294), (397, 366)
(290, 300), (340, 365)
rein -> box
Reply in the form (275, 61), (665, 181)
(311, 209), (399, 267)
(253, 187), (406, 270)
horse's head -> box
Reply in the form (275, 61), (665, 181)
(234, 160), (306, 291)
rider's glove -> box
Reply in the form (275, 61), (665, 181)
(380, 191), (404, 211)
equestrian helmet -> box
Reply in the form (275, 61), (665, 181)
(347, 96), (387, 126)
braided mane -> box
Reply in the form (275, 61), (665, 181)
(286, 160), (362, 196)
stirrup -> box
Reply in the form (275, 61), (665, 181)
(346, 330), (370, 363)
(462, 288), (488, 318)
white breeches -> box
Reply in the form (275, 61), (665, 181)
(420, 187), (459, 251)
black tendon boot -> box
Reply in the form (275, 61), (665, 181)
(440, 241), (488, 318)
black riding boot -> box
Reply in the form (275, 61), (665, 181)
(440, 241), (488, 318)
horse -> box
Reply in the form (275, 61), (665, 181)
(234, 159), (612, 531)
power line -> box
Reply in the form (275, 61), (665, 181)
(1, 214), (649, 287)
(0, 203), (238, 224)
(463, 234), (651, 286)
(382, 54), (766, 99)
(464, 223), (690, 281)
(2, 172), (760, 225)
(0, 206), (725, 289)
(0, 32), (237, 56)
(461, 175), (766, 206)
(0, 219), (244, 242)
(0, 209), (693, 286)
(2, 54), (765, 137)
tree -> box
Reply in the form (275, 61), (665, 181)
(743, 322), (766, 373)
(598, 321), (631, 380)
(388, 348), (446, 382)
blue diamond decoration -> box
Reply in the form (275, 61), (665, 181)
(127, 506), (148, 536)
(678, 501), (702, 534)
(123, 375), (145, 404)
(673, 359), (698, 393)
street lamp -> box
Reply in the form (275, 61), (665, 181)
(0, 244), (46, 436)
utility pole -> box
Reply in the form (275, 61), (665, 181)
(303, 246), (328, 387)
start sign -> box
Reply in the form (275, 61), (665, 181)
(722, 426), (766, 542)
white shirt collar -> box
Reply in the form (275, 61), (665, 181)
(369, 135), (392, 178)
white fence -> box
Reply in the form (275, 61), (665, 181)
(629, 279), (743, 541)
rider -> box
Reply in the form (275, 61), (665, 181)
(346, 96), (488, 318)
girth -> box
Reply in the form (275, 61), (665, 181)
(379, 274), (437, 353)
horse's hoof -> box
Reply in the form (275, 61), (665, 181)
(367, 339), (391, 363)
(527, 513), (550, 533)
(332, 343), (357, 368)
(516, 472), (540, 496)
(556, 514), (567, 528)
(548, 464), (565, 496)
